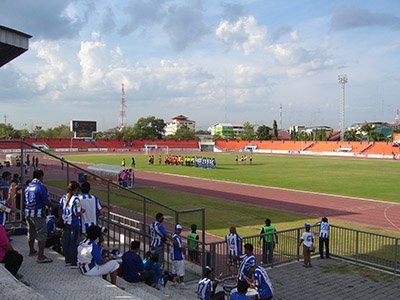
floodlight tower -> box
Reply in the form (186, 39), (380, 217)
(338, 74), (348, 141)
(119, 83), (126, 128)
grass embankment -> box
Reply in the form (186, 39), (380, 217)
(64, 153), (400, 203)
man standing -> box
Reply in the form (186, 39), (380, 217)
(225, 226), (242, 276)
(149, 212), (175, 267)
(170, 224), (186, 288)
(317, 217), (330, 259)
(24, 169), (52, 263)
(238, 243), (256, 283)
(260, 218), (278, 265)
(299, 223), (314, 268)
(79, 181), (105, 234)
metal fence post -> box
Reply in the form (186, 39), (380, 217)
(355, 231), (359, 263)
(394, 238), (399, 274)
(202, 208), (206, 275)
(297, 228), (300, 261)
(143, 198), (147, 252)
(20, 142), (24, 184)
(107, 182), (110, 248)
(66, 163), (70, 184)
(175, 211), (179, 226)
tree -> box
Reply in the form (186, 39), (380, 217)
(44, 124), (73, 138)
(170, 126), (197, 140)
(0, 123), (17, 138)
(256, 125), (271, 140)
(238, 122), (255, 140)
(273, 120), (278, 140)
(132, 116), (166, 139)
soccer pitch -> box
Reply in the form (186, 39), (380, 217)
(64, 153), (400, 203)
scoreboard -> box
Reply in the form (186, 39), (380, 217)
(70, 120), (97, 137)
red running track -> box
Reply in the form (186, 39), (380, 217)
(135, 171), (400, 233)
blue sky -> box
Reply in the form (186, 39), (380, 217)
(1, 0), (399, 131)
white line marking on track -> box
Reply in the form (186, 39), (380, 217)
(384, 206), (400, 231)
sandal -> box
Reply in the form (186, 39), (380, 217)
(37, 257), (53, 263)
(29, 250), (38, 257)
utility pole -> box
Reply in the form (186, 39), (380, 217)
(338, 75), (348, 141)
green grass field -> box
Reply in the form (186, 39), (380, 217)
(64, 153), (400, 203)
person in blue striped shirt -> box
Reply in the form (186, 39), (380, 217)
(59, 181), (83, 267)
(150, 212), (175, 267)
(238, 243), (256, 283)
(79, 181), (105, 234)
(24, 169), (52, 263)
(316, 217), (330, 259)
(197, 266), (225, 300)
(225, 226), (242, 276)
(246, 265), (273, 300)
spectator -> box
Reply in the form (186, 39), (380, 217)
(78, 225), (119, 285)
(299, 223), (314, 268)
(246, 265), (274, 300)
(238, 243), (256, 283)
(143, 251), (152, 268)
(121, 240), (153, 285)
(259, 218), (278, 265)
(230, 280), (251, 300)
(196, 266), (225, 300)
(316, 217), (330, 259)
(146, 254), (162, 289)
(225, 226), (242, 276)
(59, 181), (82, 267)
(45, 206), (62, 254)
(79, 181), (106, 234)
(0, 224), (23, 279)
(0, 172), (15, 228)
(170, 224), (186, 288)
(187, 224), (199, 263)
(149, 212), (175, 267)
(24, 169), (53, 263)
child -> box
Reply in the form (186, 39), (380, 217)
(145, 254), (162, 290)
(299, 223), (314, 268)
(187, 224), (199, 263)
(143, 251), (152, 269)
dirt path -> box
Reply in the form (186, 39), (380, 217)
(134, 171), (400, 233)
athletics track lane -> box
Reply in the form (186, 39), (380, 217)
(135, 171), (400, 233)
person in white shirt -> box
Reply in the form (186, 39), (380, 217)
(316, 217), (330, 259)
(79, 181), (104, 234)
(299, 223), (314, 268)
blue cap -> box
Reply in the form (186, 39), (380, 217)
(175, 224), (183, 230)
(305, 223), (311, 229)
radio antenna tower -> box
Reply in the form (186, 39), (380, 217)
(279, 104), (283, 130)
(338, 74), (348, 141)
(395, 108), (400, 125)
(119, 83), (126, 128)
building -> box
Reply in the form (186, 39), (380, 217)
(208, 123), (234, 138)
(164, 115), (196, 136)
(0, 25), (32, 68)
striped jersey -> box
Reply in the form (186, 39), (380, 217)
(197, 277), (212, 300)
(319, 221), (329, 238)
(24, 179), (49, 218)
(60, 193), (81, 227)
(0, 180), (10, 201)
(79, 193), (102, 233)
(150, 221), (167, 248)
(0, 201), (11, 226)
(238, 254), (256, 280)
(253, 266), (273, 298)
(225, 232), (242, 256)
(170, 233), (184, 261)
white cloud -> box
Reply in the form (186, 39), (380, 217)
(216, 16), (267, 54)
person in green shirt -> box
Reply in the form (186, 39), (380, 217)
(187, 224), (199, 263)
(259, 218), (278, 265)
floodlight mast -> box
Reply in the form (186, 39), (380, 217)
(338, 74), (348, 141)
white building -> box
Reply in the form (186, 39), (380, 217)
(164, 115), (196, 136)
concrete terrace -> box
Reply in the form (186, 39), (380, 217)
(3, 235), (400, 300)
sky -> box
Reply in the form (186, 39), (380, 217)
(1, 0), (399, 131)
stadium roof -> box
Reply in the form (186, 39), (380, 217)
(0, 25), (32, 68)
